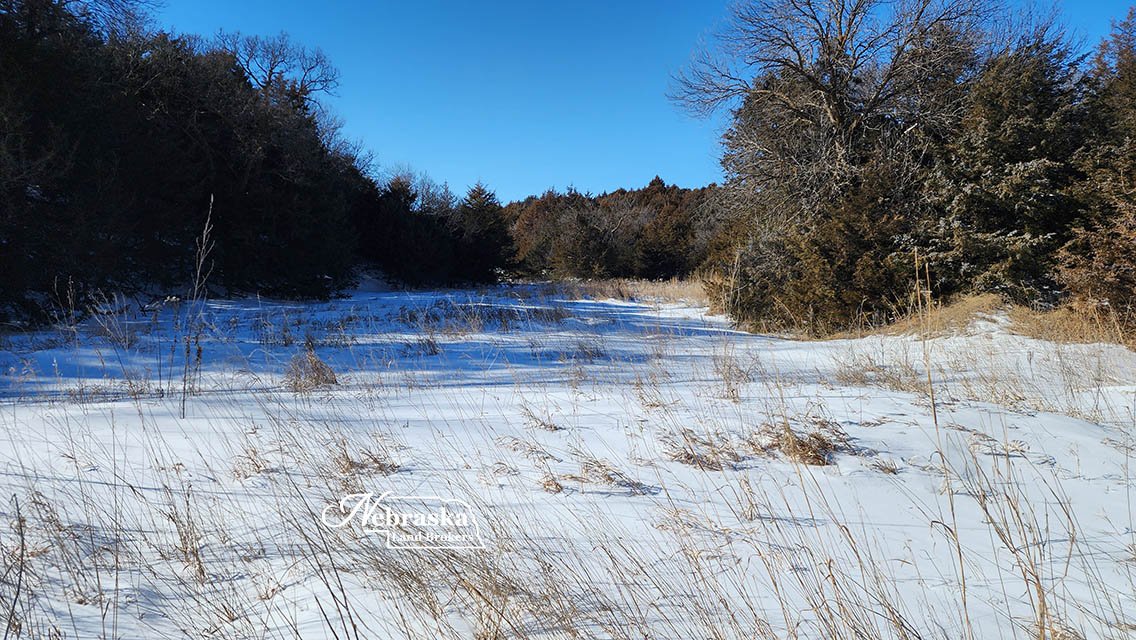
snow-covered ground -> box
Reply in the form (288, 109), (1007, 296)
(0, 284), (1134, 639)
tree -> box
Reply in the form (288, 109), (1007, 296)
(215, 31), (339, 110)
(675, 0), (986, 206)
(673, 0), (991, 328)
(0, 0), (363, 319)
(922, 21), (1089, 302)
(503, 180), (716, 280)
(454, 183), (510, 282)
(1058, 7), (1136, 318)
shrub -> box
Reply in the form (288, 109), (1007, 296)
(1057, 200), (1136, 320)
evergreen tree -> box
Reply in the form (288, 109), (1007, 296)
(454, 183), (510, 282)
(923, 24), (1089, 302)
(1058, 8), (1136, 317)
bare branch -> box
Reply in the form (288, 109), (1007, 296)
(215, 31), (340, 106)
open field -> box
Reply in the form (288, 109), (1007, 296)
(1, 284), (1134, 639)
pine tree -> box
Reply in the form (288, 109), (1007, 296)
(455, 183), (511, 282)
(1058, 8), (1136, 318)
(922, 24), (1089, 302)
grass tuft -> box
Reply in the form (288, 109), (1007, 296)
(283, 347), (338, 392)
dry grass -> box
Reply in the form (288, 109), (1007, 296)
(1009, 303), (1133, 347)
(557, 277), (709, 306)
(776, 427), (835, 465)
(661, 428), (743, 471)
(712, 341), (756, 401)
(397, 298), (572, 334)
(748, 425), (836, 465)
(283, 348), (338, 391)
(838, 291), (1135, 349)
(332, 442), (400, 476)
(562, 448), (656, 495)
(743, 418), (855, 467)
(833, 346), (926, 395)
(868, 457), (901, 474)
(519, 404), (562, 432)
(837, 293), (1005, 339)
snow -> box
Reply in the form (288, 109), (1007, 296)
(0, 284), (1134, 639)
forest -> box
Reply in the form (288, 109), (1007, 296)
(2, 0), (1135, 336)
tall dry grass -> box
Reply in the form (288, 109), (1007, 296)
(1009, 303), (1133, 348)
(538, 278), (709, 307)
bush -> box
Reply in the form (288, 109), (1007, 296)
(1057, 201), (1136, 319)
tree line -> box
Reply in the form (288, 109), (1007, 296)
(0, 0), (516, 322)
(505, 177), (726, 280)
(677, 0), (1136, 333)
(5, 0), (1135, 336)
(0, 0), (724, 324)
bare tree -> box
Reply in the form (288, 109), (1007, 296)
(414, 174), (457, 216)
(672, 0), (1006, 325)
(215, 31), (340, 105)
(55, 0), (156, 35)
(674, 0), (993, 208)
(674, 0), (990, 115)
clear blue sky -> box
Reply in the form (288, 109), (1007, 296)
(154, 1), (1133, 203)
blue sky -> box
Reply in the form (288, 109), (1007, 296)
(155, 1), (1133, 203)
